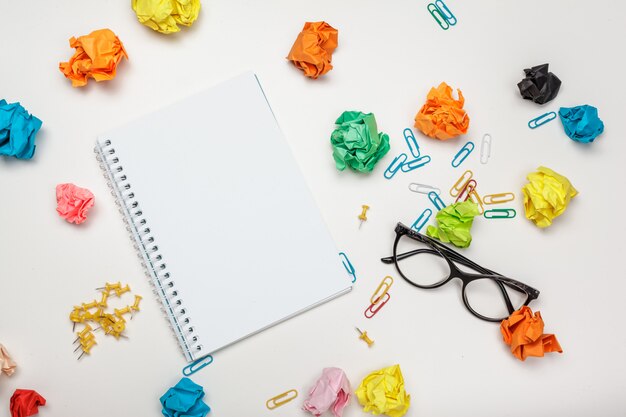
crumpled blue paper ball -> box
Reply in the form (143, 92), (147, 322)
(0, 99), (43, 159)
(558, 105), (604, 144)
(160, 377), (210, 417)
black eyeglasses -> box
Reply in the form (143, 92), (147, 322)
(381, 223), (540, 322)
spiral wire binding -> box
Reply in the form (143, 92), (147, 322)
(95, 140), (203, 361)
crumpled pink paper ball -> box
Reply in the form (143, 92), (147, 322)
(303, 367), (351, 417)
(56, 183), (95, 224)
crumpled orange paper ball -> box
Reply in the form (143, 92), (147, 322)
(59, 29), (128, 87)
(414, 82), (470, 140)
(287, 21), (338, 79)
(500, 306), (562, 361)
(56, 183), (95, 225)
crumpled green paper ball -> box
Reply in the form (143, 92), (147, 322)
(426, 200), (479, 248)
(330, 111), (390, 173)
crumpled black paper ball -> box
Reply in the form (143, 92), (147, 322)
(517, 63), (561, 105)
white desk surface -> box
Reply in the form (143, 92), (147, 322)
(1, 1), (625, 416)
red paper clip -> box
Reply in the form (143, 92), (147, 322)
(455, 179), (477, 203)
(364, 292), (391, 318)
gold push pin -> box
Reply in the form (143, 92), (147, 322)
(355, 327), (374, 347)
(358, 205), (370, 229)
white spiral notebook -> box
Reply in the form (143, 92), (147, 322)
(95, 72), (352, 362)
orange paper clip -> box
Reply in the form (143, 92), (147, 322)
(266, 389), (298, 410)
(483, 192), (515, 205)
(449, 170), (473, 197)
(364, 292), (391, 318)
(455, 179), (477, 203)
(370, 276), (394, 304)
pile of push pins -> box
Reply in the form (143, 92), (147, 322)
(69, 282), (142, 360)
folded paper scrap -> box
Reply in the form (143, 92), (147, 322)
(500, 306), (562, 361)
(10, 389), (46, 417)
(160, 377), (210, 417)
(59, 29), (128, 87)
(426, 200), (479, 248)
(56, 183), (95, 225)
(287, 21), (338, 79)
(414, 82), (470, 140)
(356, 364), (410, 417)
(0, 344), (17, 376)
(303, 367), (352, 417)
(331, 111), (390, 173)
(558, 105), (604, 144)
(0, 99), (42, 160)
(517, 63), (561, 105)
(522, 166), (577, 228)
(132, 0), (201, 34)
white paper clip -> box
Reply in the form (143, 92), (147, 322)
(408, 183), (441, 195)
(480, 134), (492, 164)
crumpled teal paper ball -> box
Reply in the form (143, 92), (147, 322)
(160, 377), (210, 417)
(0, 99), (43, 160)
(330, 111), (390, 173)
(558, 105), (604, 144)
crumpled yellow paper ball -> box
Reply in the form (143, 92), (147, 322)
(522, 166), (578, 228)
(132, 0), (201, 34)
(355, 364), (410, 417)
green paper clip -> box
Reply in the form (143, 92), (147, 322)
(484, 209), (516, 219)
(427, 3), (450, 30)
(428, 191), (446, 211)
(183, 354), (213, 376)
(339, 252), (357, 283)
(411, 208), (433, 232)
(435, 0), (457, 25)
(451, 141), (475, 168)
(528, 112), (557, 129)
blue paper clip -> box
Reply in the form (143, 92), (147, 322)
(401, 155), (431, 172)
(384, 153), (407, 179)
(339, 252), (357, 283)
(434, 0), (457, 25)
(427, 3), (450, 30)
(451, 141), (474, 168)
(428, 191), (446, 210)
(403, 128), (421, 158)
(183, 354), (213, 376)
(528, 112), (557, 129)
(411, 208), (433, 232)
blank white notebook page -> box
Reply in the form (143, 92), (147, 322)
(98, 72), (352, 360)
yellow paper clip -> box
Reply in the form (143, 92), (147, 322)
(450, 170), (473, 197)
(266, 389), (298, 410)
(483, 192), (515, 205)
(370, 276), (394, 305)
(468, 190), (485, 214)
(358, 205), (370, 229)
(356, 327), (374, 347)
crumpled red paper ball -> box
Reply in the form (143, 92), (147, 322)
(414, 82), (470, 140)
(500, 306), (562, 361)
(287, 21), (338, 79)
(10, 389), (46, 417)
(56, 183), (95, 224)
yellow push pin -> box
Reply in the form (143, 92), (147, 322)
(355, 327), (374, 347)
(114, 284), (131, 297)
(99, 291), (109, 308)
(131, 295), (142, 312)
(358, 205), (370, 229)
